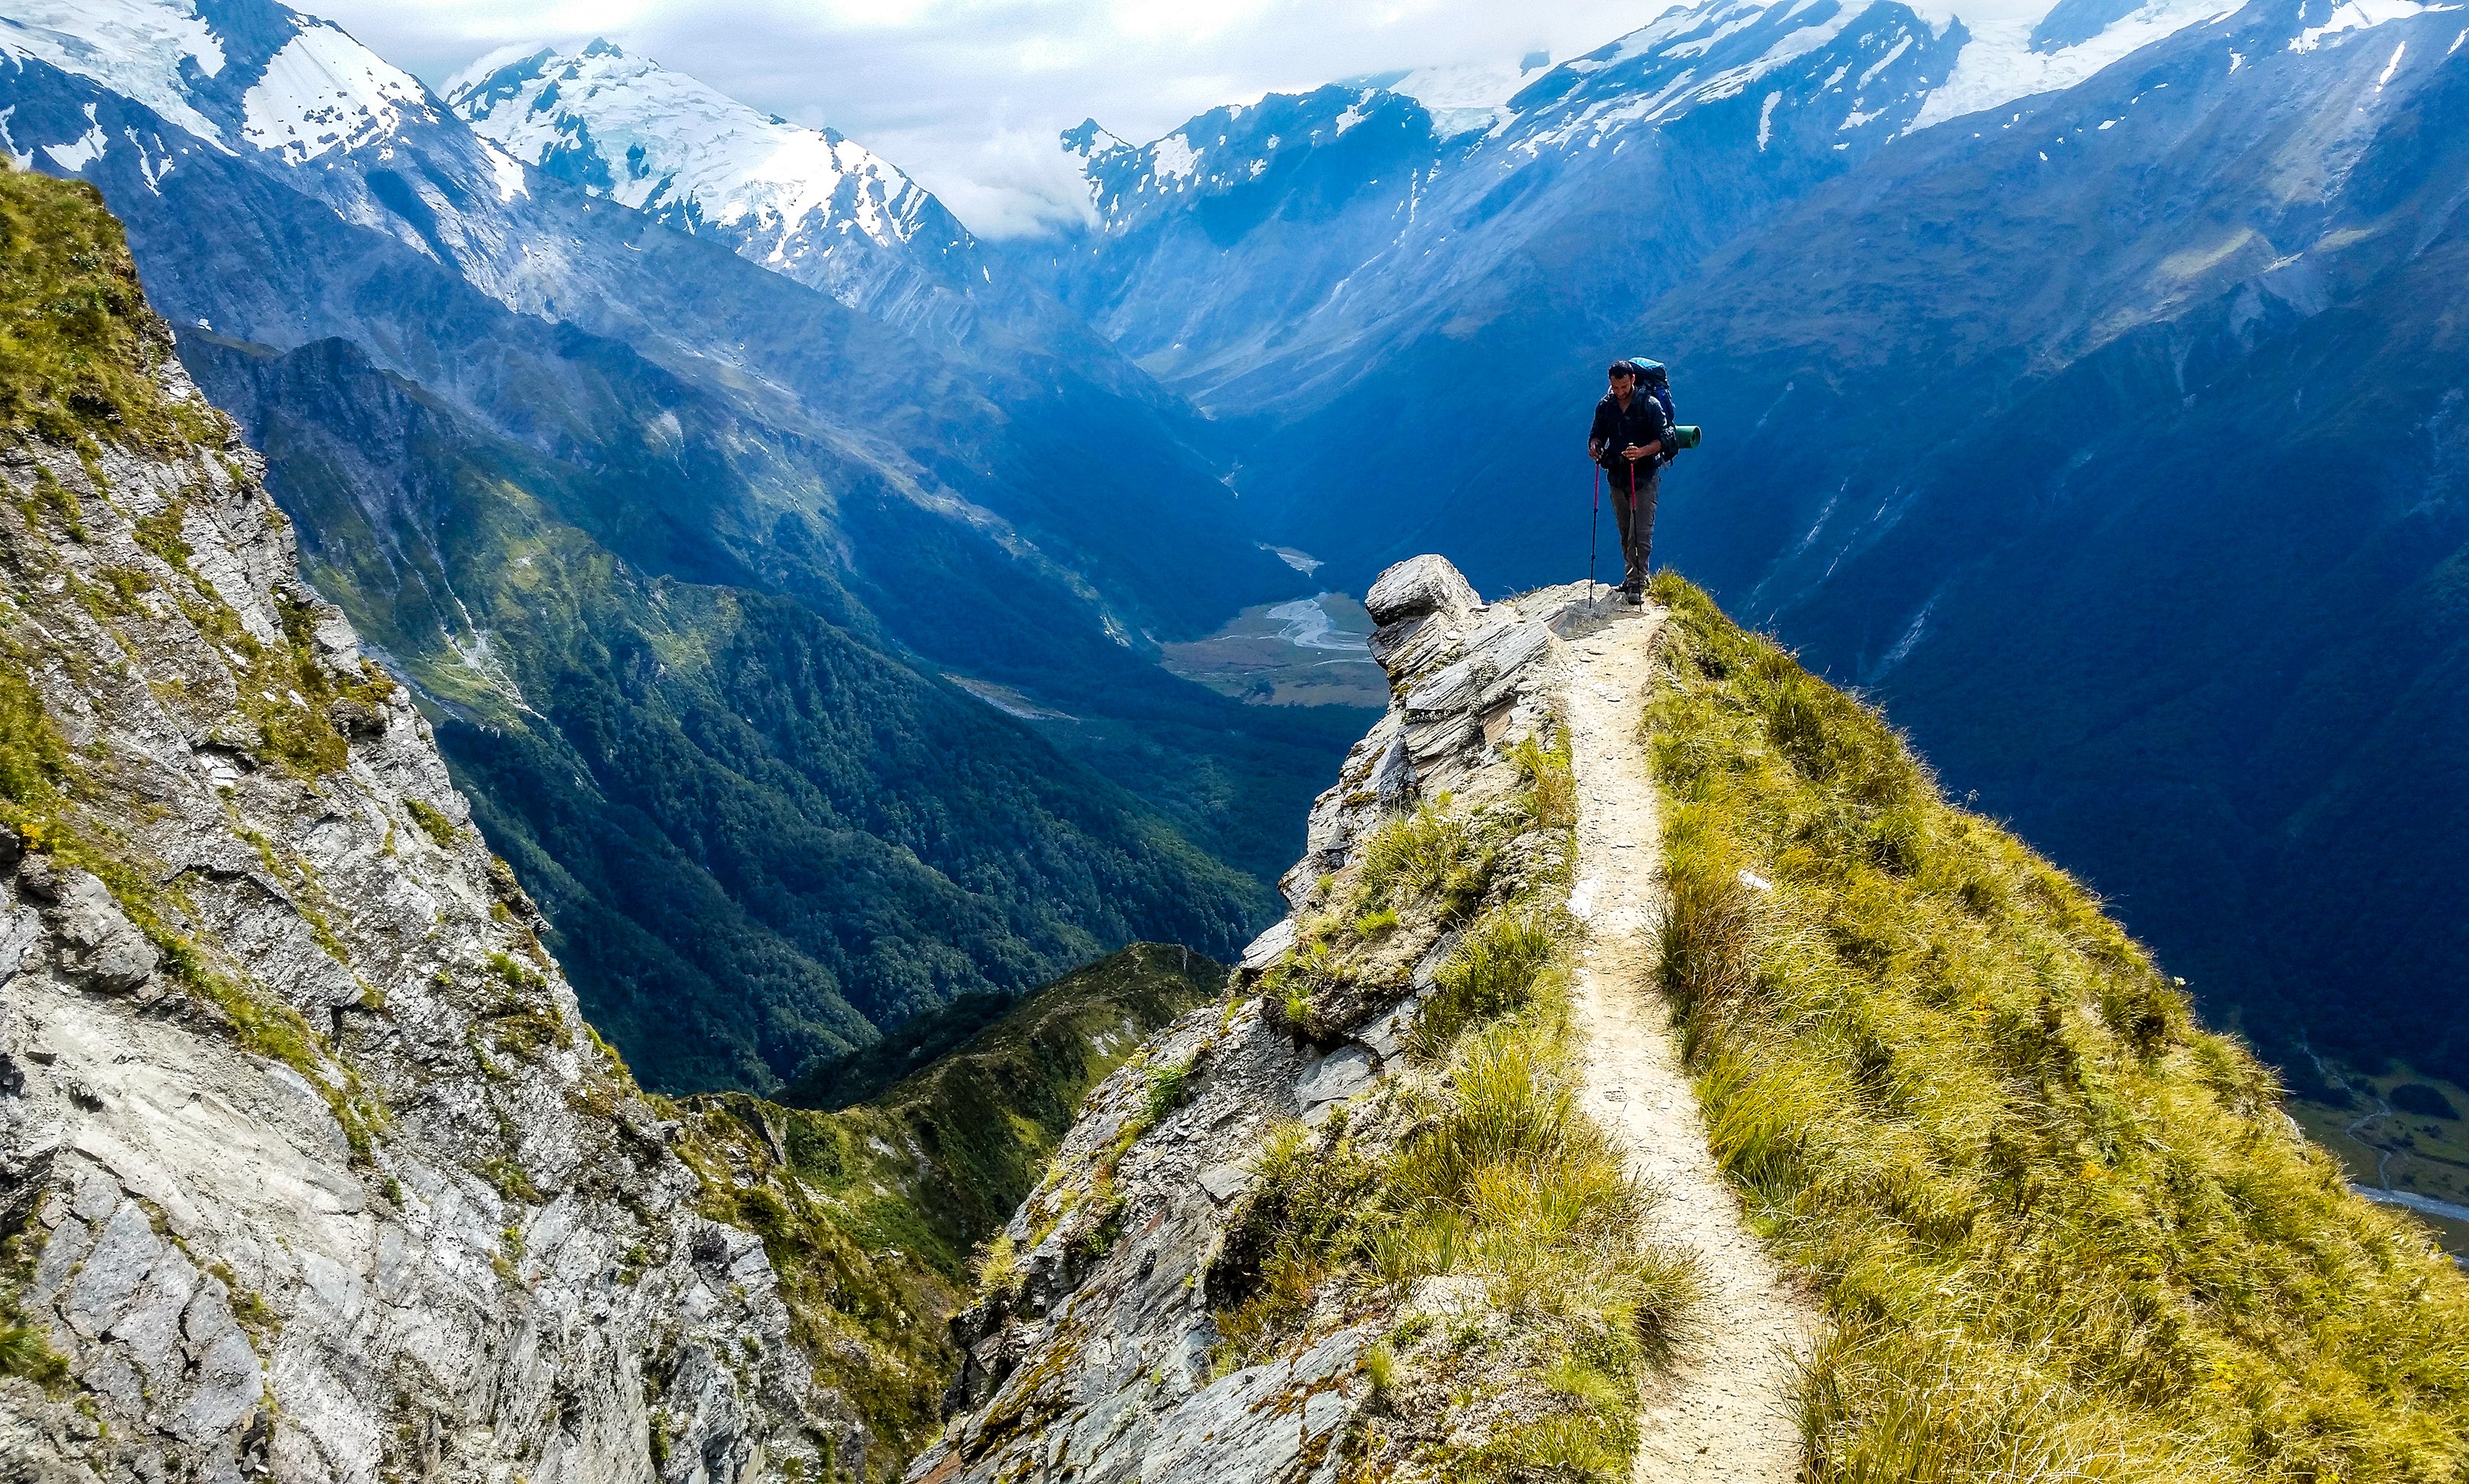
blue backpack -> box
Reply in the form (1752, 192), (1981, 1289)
(1623, 358), (1677, 430)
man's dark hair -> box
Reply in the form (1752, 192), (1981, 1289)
(1607, 361), (1636, 378)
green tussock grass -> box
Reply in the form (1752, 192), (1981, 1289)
(1359, 798), (1495, 915)
(1643, 570), (2469, 1482)
(0, 163), (217, 453)
(1216, 737), (1697, 1481)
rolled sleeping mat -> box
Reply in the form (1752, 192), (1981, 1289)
(1672, 425), (1702, 450)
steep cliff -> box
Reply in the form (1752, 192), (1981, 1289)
(0, 163), (843, 1482)
(912, 554), (2469, 1482)
(909, 562), (1709, 1483)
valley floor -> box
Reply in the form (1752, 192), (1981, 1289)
(1560, 599), (1819, 1483)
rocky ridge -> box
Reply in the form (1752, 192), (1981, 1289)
(0, 179), (838, 1482)
(906, 559), (1682, 1484)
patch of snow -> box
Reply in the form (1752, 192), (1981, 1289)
(1757, 89), (1781, 148)
(41, 102), (103, 171)
(1333, 99), (1370, 135)
(1668, 8), (1774, 58)
(1693, 5), (1865, 103)
(0, 0), (226, 144)
(1911, 0), (2246, 132)
(2377, 38), (2408, 81)
(134, 129), (174, 189)
(1148, 131), (1200, 184)
(482, 138), (526, 201)
(1353, 54), (1551, 136)
(1859, 33), (1917, 86)
(450, 40), (953, 279)
(2289, 0), (2452, 52)
(242, 24), (431, 164)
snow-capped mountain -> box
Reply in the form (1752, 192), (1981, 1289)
(447, 39), (983, 334)
(0, 0), (437, 159)
(1343, 52), (1556, 137)
(1023, 0), (1968, 412)
(1022, 0), (2469, 1097)
(0, 0), (1319, 1093)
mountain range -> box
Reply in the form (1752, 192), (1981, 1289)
(11, 0), (2467, 1096)
(0, 0), (1368, 1092)
(1001, 0), (2469, 1088)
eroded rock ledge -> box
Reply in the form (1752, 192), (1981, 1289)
(907, 560), (1632, 1484)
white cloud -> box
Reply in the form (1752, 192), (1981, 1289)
(307, 0), (1678, 235)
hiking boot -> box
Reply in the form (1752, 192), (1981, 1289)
(1621, 587), (1645, 607)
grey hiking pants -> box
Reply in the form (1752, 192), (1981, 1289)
(1610, 459), (1660, 592)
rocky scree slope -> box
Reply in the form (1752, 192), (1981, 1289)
(909, 557), (1701, 1484)
(0, 163), (842, 1484)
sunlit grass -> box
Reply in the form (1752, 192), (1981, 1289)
(1645, 570), (2469, 1482)
(1217, 731), (1696, 1480)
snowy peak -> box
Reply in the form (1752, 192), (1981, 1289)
(0, 0), (435, 160)
(1342, 52), (1556, 137)
(1501, 0), (1967, 154)
(1067, 85), (1439, 235)
(239, 17), (431, 163)
(1911, 0), (2249, 128)
(446, 39), (969, 278)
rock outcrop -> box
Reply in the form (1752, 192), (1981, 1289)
(0, 235), (836, 1481)
(906, 561), (1639, 1484)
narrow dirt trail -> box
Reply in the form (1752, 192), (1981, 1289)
(1557, 601), (1819, 1484)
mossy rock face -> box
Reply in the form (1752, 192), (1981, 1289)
(0, 163), (218, 453)
(1644, 569), (2469, 1482)
(0, 164), (851, 1482)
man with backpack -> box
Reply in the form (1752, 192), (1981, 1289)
(1589, 358), (1674, 606)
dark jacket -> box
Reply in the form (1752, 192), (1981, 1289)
(1591, 390), (1672, 487)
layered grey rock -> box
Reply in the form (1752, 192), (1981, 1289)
(906, 557), (1597, 1484)
(0, 359), (834, 1482)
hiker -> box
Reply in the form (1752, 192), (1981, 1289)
(1588, 359), (1672, 605)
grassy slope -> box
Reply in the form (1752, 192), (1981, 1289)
(1645, 571), (2469, 1479)
(0, 166), (213, 455)
(662, 943), (1219, 1475)
(1178, 735), (1696, 1481)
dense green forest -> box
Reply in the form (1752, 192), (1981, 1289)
(185, 333), (1269, 1091)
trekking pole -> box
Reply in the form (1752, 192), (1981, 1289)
(1587, 463), (1601, 613)
(1628, 459), (1641, 601)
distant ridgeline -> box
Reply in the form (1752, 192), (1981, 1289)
(1011, 0), (2469, 1100)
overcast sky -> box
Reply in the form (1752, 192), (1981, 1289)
(311, 0), (1683, 235)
